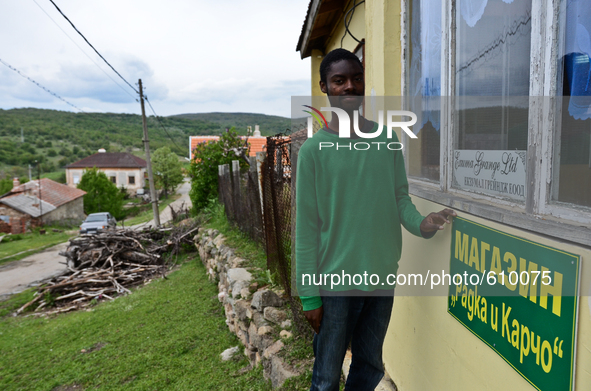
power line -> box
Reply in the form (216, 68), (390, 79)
(48, 0), (139, 95)
(0, 57), (84, 112)
(32, 0), (137, 102)
(144, 95), (186, 155)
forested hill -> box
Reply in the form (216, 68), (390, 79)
(0, 108), (290, 176)
(171, 112), (291, 136)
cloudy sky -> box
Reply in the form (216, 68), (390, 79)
(0, 0), (311, 118)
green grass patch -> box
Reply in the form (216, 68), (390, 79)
(0, 256), (273, 390)
(0, 288), (37, 317)
(202, 200), (267, 272)
(122, 194), (181, 226)
(0, 229), (75, 266)
(41, 170), (66, 183)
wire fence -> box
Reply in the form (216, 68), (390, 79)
(218, 158), (264, 244)
(260, 128), (311, 335)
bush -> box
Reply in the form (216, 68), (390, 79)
(77, 168), (125, 220)
(189, 128), (249, 213)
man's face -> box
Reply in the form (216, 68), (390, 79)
(320, 59), (364, 112)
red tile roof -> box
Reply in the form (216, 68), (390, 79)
(190, 136), (267, 159)
(7, 178), (86, 208)
(66, 153), (147, 169)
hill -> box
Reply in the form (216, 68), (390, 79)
(0, 108), (291, 180)
(171, 112), (291, 136)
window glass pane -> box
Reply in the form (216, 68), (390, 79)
(453, 0), (531, 201)
(407, 0), (441, 182)
(554, 0), (591, 208)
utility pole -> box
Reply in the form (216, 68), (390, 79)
(139, 79), (160, 227)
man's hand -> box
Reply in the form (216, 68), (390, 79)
(420, 209), (457, 233)
(304, 306), (323, 334)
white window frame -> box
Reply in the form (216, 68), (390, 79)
(402, 0), (591, 247)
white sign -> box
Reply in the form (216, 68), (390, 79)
(452, 150), (527, 201)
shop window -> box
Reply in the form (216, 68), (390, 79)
(453, 0), (531, 201)
(407, 0), (441, 182)
(404, 0), (591, 245)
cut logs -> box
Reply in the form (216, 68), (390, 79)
(16, 222), (199, 316)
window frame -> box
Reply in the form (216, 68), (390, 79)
(402, 0), (591, 247)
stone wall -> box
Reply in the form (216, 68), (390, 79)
(194, 227), (305, 388)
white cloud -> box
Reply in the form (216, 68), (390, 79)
(0, 0), (311, 117)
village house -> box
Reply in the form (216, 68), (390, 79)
(0, 178), (86, 234)
(65, 150), (147, 196)
(189, 125), (267, 160)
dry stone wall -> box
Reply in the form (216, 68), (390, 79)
(194, 228), (302, 388)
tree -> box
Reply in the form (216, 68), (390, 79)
(77, 168), (125, 220)
(152, 147), (184, 199)
(0, 178), (12, 195)
(189, 128), (249, 213)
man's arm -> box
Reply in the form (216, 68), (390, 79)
(295, 145), (323, 331)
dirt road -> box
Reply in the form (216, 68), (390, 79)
(0, 179), (192, 299)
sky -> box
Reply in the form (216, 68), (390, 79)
(0, 0), (311, 118)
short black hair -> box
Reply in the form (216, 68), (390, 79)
(320, 48), (363, 84)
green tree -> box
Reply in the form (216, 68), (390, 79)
(152, 147), (184, 199)
(77, 168), (125, 220)
(0, 178), (13, 195)
(189, 128), (249, 213)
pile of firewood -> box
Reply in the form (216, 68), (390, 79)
(16, 223), (199, 316)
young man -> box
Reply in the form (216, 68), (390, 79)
(295, 48), (456, 391)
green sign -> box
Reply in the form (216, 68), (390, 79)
(448, 217), (580, 391)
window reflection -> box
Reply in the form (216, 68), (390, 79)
(555, 0), (591, 208)
(455, 0), (531, 152)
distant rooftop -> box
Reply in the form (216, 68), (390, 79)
(190, 136), (267, 160)
(9, 178), (86, 208)
(66, 152), (147, 169)
(0, 195), (56, 218)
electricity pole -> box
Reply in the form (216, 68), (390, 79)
(139, 79), (160, 227)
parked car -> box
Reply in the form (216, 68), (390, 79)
(79, 212), (117, 235)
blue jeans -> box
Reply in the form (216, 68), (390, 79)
(310, 293), (394, 391)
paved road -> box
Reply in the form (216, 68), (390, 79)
(133, 178), (191, 229)
(0, 179), (192, 299)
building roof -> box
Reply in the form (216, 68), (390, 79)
(189, 136), (267, 160)
(296, 0), (348, 59)
(66, 152), (147, 169)
(8, 178), (86, 209)
(0, 195), (56, 218)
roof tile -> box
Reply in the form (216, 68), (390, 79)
(66, 153), (147, 169)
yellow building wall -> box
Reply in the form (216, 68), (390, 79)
(383, 196), (591, 391)
(365, 0), (402, 96)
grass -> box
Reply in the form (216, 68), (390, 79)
(122, 194), (181, 226)
(202, 200), (267, 272)
(0, 255), (274, 390)
(0, 229), (75, 267)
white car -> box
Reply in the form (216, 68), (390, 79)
(79, 212), (117, 235)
